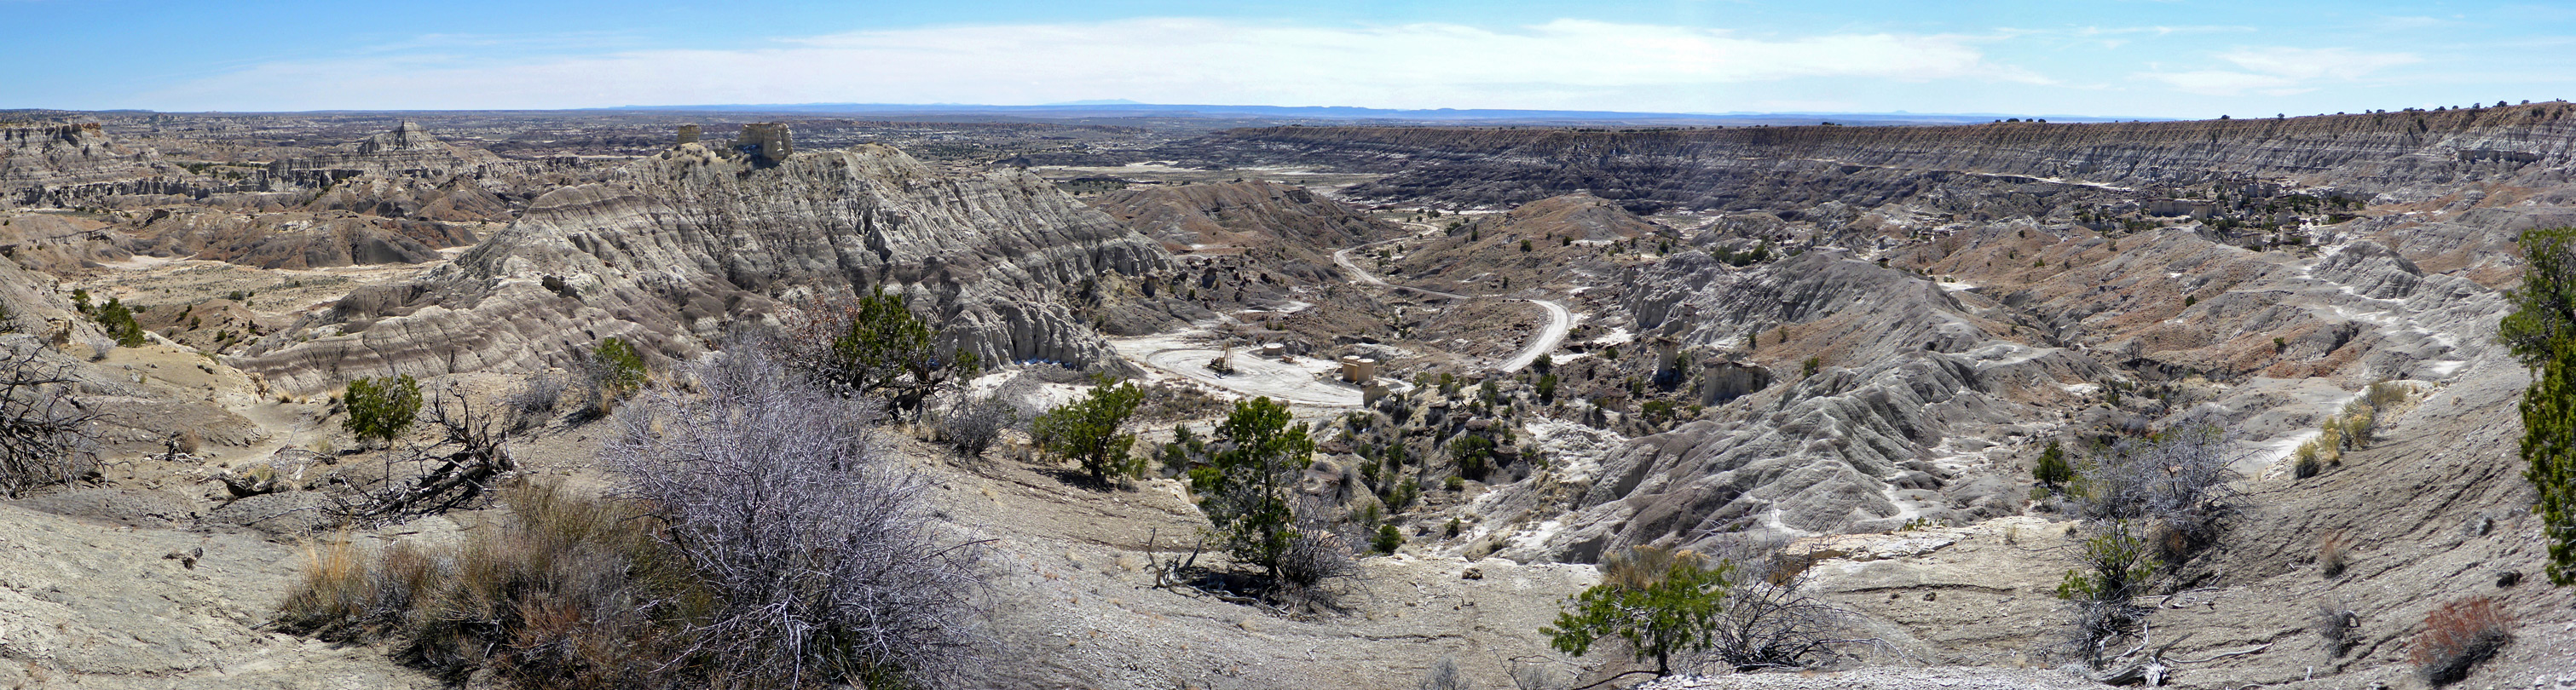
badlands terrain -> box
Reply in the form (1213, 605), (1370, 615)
(0, 105), (2573, 689)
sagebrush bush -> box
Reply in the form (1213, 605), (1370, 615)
(608, 347), (990, 688)
(504, 370), (567, 428)
(2314, 600), (2359, 658)
(2411, 596), (2511, 685)
(2055, 525), (2157, 665)
(939, 393), (1017, 460)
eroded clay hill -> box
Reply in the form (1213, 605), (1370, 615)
(229, 142), (1189, 394)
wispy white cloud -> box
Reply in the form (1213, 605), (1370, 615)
(2143, 46), (2420, 95)
(139, 18), (2045, 111)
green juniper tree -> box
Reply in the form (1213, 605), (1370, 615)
(803, 286), (980, 419)
(2504, 226), (2576, 584)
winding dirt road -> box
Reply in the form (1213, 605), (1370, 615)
(1331, 241), (1570, 372)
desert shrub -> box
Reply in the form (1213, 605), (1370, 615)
(1189, 396), (1321, 588)
(1135, 381), (1227, 421)
(1418, 658), (1466, 690)
(2365, 379), (2411, 409)
(2314, 599), (2359, 658)
(2293, 446), (2324, 479)
(939, 393), (1017, 460)
(1388, 479), (1420, 510)
(1277, 496), (1359, 596)
(2410, 596), (2512, 685)
(2075, 424), (2238, 561)
(2032, 440), (2072, 492)
(1374, 524), (1404, 554)
(2317, 529), (2354, 578)
(0, 342), (101, 497)
(1545, 546), (1733, 677)
(2338, 399), (2378, 450)
(604, 347), (991, 688)
(88, 296), (146, 348)
(1031, 378), (1146, 486)
(1698, 538), (1850, 671)
(1800, 356), (1821, 377)
(505, 370), (568, 429)
(272, 532), (381, 641)
(592, 337), (647, 391)
(2054, 525), (2157, 666)
(1449, 434), (1495, 480)
(343, 374), (422, 447)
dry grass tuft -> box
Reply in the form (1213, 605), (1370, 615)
(2316, 529), (2354, 578)
(274, 482), (703, 688)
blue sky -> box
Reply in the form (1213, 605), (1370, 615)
(4, 0), (2569, 118)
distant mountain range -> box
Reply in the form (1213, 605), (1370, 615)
(596, 101), (2160, 126)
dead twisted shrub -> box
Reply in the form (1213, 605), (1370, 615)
(1698, 538), (1851, 671)
(328, 389), (516, 526)
(0, 341), (100, 497)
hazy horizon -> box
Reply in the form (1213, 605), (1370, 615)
(3, 0), (2569, 119)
